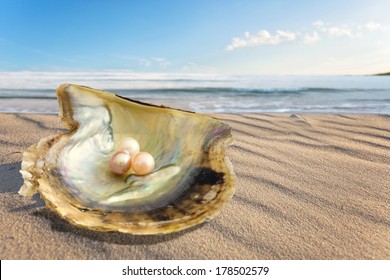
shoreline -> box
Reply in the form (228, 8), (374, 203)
(1, 113), (389, 259)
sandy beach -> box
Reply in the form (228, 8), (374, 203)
(0, 112), (389, 259)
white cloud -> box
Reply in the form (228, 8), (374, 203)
(152, 57), (171, 68)
(327, 26), (353, 37)
(181, 62), (215, 73)
(362, 22), (390, 31)
(312, 20), (356, 38)
(313, 20), (325, 27)
(226, 20), (390, 51)
(111, 54), (171, 68)
(226, 29), (296, 51)
(303, 31), (320, 44)
(365, 22), (382, 31)
(139, 58), (151, 67)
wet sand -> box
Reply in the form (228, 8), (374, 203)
(0, 113), (389, 259)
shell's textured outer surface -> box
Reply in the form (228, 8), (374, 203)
(19, 84), (235, 234)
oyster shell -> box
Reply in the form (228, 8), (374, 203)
(19, 84), (234, 234)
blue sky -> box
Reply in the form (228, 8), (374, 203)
(0, 0), (389, 74)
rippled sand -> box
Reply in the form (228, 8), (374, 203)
(0, 113), (389, 259)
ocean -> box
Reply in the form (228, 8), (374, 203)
(0, 72), (390, 114)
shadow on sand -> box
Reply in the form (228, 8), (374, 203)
(32, 208), (203, 246)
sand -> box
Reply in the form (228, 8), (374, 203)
(0, 113), (389, 259)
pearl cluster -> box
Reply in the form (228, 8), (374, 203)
(109, 137), (155, 176)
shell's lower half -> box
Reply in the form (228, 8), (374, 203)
(19, 84), (235, 234)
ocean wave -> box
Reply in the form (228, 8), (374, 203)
(0, 86), (389, 99)
(130, 87), (389, 95)
(1, 73), (390, 113)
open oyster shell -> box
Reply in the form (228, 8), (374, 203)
(19, 84), (234, 234)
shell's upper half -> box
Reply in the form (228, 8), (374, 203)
(19, 84), (234, 234)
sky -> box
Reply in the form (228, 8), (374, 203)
(0, 0), (390, 75)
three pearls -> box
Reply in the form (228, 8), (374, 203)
(109, 137), (155, 176)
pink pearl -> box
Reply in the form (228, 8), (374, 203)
(132, 152), (155, 176)
(117, 137), (140, 156)
(109, 151), (132, 175)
